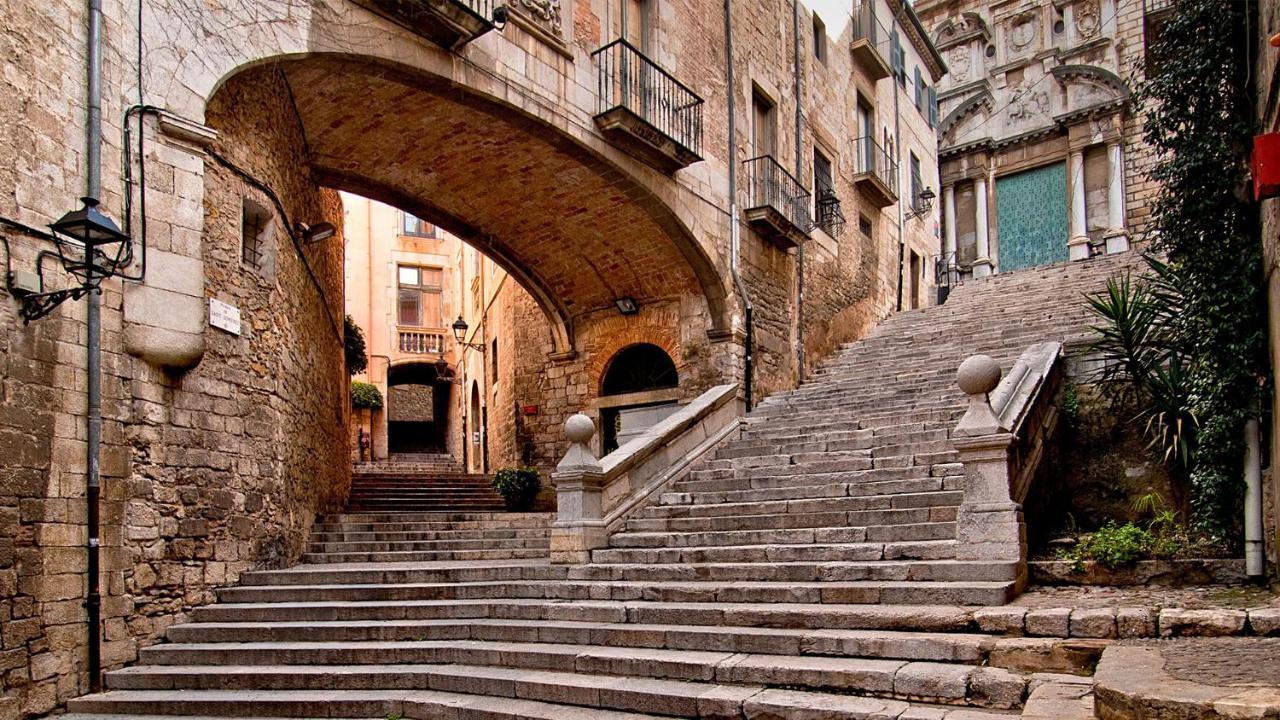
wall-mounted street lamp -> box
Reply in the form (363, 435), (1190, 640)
(13, 197), (133, 324)
(296, 221), (337, 245)
(614, 296), (639, 315)
(451, 315), (487, 351)
(905, 186), (936, 221)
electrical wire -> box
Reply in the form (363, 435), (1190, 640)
(205, 149), (345, 347)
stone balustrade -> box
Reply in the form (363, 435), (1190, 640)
(951, 342), (1064, 589)
(549, 383), (742, 564)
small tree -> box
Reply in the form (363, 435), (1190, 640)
(350, 381), (383, 410)
(344, 314), (368, 376)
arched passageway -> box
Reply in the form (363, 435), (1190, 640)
(211, 55), (728, 356)
(599, 343), (680, 453)
(386, 362), (452, 455)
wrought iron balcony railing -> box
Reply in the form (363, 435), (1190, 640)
(853, 136), (899, 207)
(398, 328), (447, 355)
(353, 0), (496, 48)
(593, 39), (705, 172)
(744, 155), (811, 247)
(851, 3), (893, 80)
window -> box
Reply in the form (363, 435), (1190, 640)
(240, 198), (271, 269)
(909, 152), (922, 210)
(914, 67), (924, 111)
(812, 14), (827, 64)
(814, 147), (838, 234)
(751, 88), (777, 158)
(927, 87), (938, 128)
(491, 339), (499, 384)
(401, 212), (436, 238)
(625, 0), (650, 51)
(858, 214), (873, 237)
(890, 31), (906, 88)
(397, 265), (444, 328)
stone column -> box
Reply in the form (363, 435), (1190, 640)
(943, 184), (957, 259)
(951, 355), (1027, 588)
(972, 177), (992, 278)
(1068, 149), (1091, 261)
(1104, 142), (1130, 255)
(550, 414), (608, 564)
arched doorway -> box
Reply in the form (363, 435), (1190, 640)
(599, 343), (680, 454)
(387, 362), (452, 455)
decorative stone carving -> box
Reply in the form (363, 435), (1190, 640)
(1008, 12), (1038, 53)
(948, 46), (971, 82)
(1075, 1), (1101, 38)
(516, 0), (561, 30)
(1008, 84), (1049, 122)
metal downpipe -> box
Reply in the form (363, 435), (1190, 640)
(84, 0), (105, 694)
(724, 0), (752, 411)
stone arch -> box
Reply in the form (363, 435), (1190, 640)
(932, 11), (990, 47)
(1050, 64), (1130, 117)
(940, 90), (995, 147)
(583, 320), (682, 387)
(599, 343), (680, 397)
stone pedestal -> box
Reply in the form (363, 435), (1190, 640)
(1068, 236), (1092, 262)
(972, 258), (993, 278)
(1104, 231), (1129, 255)
(550, 414), (607, 564)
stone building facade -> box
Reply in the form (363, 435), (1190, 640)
(915, 0), (1161, 281)
(0, 0), (944, 715)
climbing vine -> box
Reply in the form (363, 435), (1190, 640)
(1134, 0), (1266, 537)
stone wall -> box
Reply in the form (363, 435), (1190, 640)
(0, 61), (350, 720)
(1258, 0), (1280, 571)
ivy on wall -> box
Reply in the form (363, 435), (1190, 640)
(1135, 0), (1266, 537)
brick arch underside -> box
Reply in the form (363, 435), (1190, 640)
(212, 57), (728, 354)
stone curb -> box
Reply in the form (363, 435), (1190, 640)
(973, 606), (1280, 639)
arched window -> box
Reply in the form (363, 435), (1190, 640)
(601, 343), (678, 396)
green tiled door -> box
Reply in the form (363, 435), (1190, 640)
(995, 162), (1068, 272)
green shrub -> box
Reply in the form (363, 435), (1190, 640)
(492, 466), (540, 511)
(350, 380), (383, 410)
(344, 315), (368, 376)
(1060, 518), (1192, 572)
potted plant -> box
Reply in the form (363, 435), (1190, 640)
(492, 466), (541, 512)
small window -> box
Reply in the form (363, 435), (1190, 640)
(491, 339), (499, 383)
(812, 14), (827, 64)
(240, 198), (271, 269)
(398, 265), (443, 328)
(914, 67), (924, 111)
(401, 212), (435, 238)
(814, 147), (838, 235)
(858, 214), (873, 237)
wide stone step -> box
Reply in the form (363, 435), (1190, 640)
(307, 535), (550, 551)
(609, 520), (958, 548)
(316, 512), (552, 524)
(663, 477), (952, 506)
(163, 618), (995, 663)
(302, 548), (550, 564)
(191, 598), (981, 632)
(623, 506), (957, 533)
(105, 656), (1028, 710)
(238, 560), (564, 587)
(678, 466), (943, 493)
(641, 491), (962, 519)
(565, 560), (1017, 583)
(591, 539), (958, 564)
(67, 688), (668, 719)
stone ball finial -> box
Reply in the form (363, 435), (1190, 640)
(564, 413), (595, 444)
(957, 354), (1001, 396)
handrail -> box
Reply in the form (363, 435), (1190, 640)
(549, 383), (742, 563)
(593, 39), (705, 157)
(950, 343), (1064, 585)
(851, 3), (892, 64)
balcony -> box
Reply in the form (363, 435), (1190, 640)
(853, 136), (898, 208)
(398, 328), (447, 355)
(743, 156), (811, 249)
(850, 3), (892, 81)
(593, 39), (705, 174)
(352, 0), (496, 49)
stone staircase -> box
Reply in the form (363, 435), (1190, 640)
(349, 458), (505, 512)
(66, 255), (1138, 719)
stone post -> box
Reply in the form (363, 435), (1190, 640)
(550, 413), (607, 564)
(1104, 142), (1129, 255)
(972, 177), (992, 277)
(951, 355), (1027, 584)
(943, 184), (957, 259)
(1068, 149), (1091, 261)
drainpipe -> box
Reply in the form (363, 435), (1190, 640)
(892, 4), (905, 312)
(84, 0), (105, 693)
(792, 0), (805, 382)
(1245, 417), (1264, 580)
(724, 0), (753, 411)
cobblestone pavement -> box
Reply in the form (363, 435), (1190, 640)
(1014, 583), (1280, 610)
(1159, 637), (1280, 686)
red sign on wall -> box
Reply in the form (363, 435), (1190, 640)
(1253, 133), (1280, 201)
(522, 405), (539, 416)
